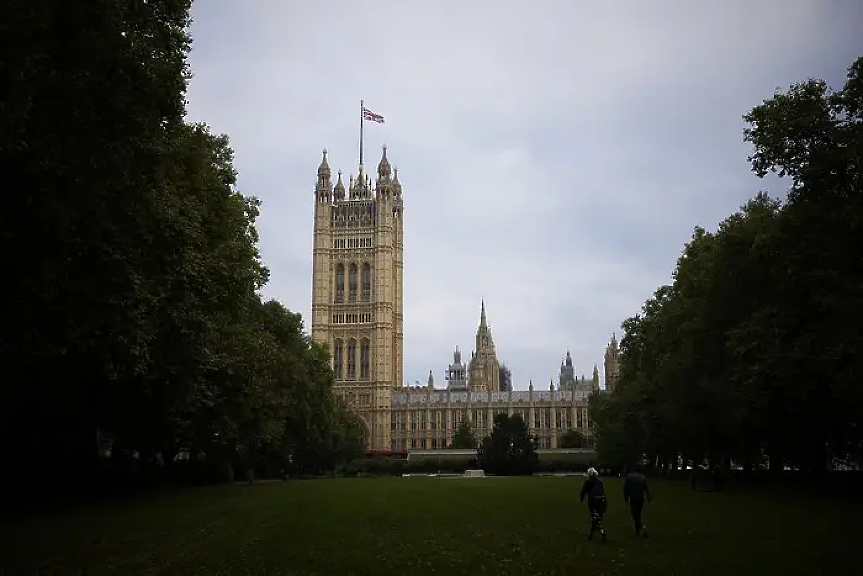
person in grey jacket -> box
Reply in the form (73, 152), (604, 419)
(623, 465), (652, 537)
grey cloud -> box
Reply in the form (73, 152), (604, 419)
(185, 0), (862, 389)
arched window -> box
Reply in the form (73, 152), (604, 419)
(361, 263), (371, 301)
(348, 263), (358, 302)
(335, 264), (345, 303)
(347, 339), (357, 379)
(360, 339), (371, 380)
(333, 339), (343, 380)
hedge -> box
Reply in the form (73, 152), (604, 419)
(337, 453), (601, 477)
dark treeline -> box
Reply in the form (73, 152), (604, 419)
(1, 1), (363, 506)
(591, 57), (863, 478)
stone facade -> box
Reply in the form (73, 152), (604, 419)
(310, 147), (403, 449)
(444, 347), (468, 391)
(604, 333), (621, 394)
(558, 350), (598, 395)
(466, 300), (501, 392)
(391, 383), (592, 450)
(310, 146), (620, 450)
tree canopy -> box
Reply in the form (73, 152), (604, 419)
(478, 413), (539, 476)
(1, 0), (362, 501)
(590, 56), (863, 475)
(450, 421), (478, 450)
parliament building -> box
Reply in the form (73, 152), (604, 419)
(310, 147), (620, 450)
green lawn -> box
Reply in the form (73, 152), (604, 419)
(1, 476), (858, 575)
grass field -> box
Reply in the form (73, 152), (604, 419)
(1, 476), (859, 575)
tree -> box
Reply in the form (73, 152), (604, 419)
(589, 56), (863, 478)
(0, 0), (372, 500)
(741, 57), (863, 470)
(450, 421), (477, 449)
(478, 413), (539, 476)
(559, 429), (586, 449)
(1, 0), (195, 495)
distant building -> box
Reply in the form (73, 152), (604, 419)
(309, 146), (617, 450)
(604, 333), (621, 393)
(444, 347), (468, 391)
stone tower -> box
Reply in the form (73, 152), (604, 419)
(558, 350), (575, 391)
(310, 146), (404, 449)
(604, 333), (621, 393)
(467, 300), (500, 391)
(445, 346), (468, 391)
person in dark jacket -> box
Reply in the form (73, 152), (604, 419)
(579, 467), (607, 542)
(623, 465), (652, 537)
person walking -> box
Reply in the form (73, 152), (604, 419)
(623, 465), (652, 537)
(579, 467), (608, 542)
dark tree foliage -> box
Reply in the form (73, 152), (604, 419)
(478, 413), (539, 476)
(590, 57), (863, 476)
(0, 0), (361, 504)
(559, 429), (587, 449)
(450, 421), (477, 449)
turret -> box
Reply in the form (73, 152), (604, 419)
(370, 145), (391, 203)
(604, 332), (621, 393)
(350, 165), (372, 200)
(392, 166), (402, 197)
(377, 144), (392, 181)
(315, 149), (332, 203)
(475, 299), (494, 348)
(334, 170), (345, 201)
(559, 349), (575, 391)
(445, 346), (468, 390)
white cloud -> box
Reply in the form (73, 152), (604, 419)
(185, 0), (862, 388)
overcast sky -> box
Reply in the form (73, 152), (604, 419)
(184, 0), (861, 390)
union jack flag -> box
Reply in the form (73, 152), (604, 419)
(362, 107), (385, 124)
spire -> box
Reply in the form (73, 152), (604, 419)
(350, 163), (370, 200)
(315, 148), (332, 202)
(480, 299), (487, 329)
(565, 350), (573, 367)
(392, 166), (402, 196)
(377, 144), (392, 180)
(317, 148), (330, 177)
(333, 170), (345, 200)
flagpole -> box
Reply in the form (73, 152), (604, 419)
(359, 99), (364, 168)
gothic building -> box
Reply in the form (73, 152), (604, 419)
(310, 146), (403, 449)
(444, 347), (468, 391)
(467, 300), (500, 392)
(310, 146), (619, 450)
(557, 350), (601, 397)
(604, 333), (621, 393)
